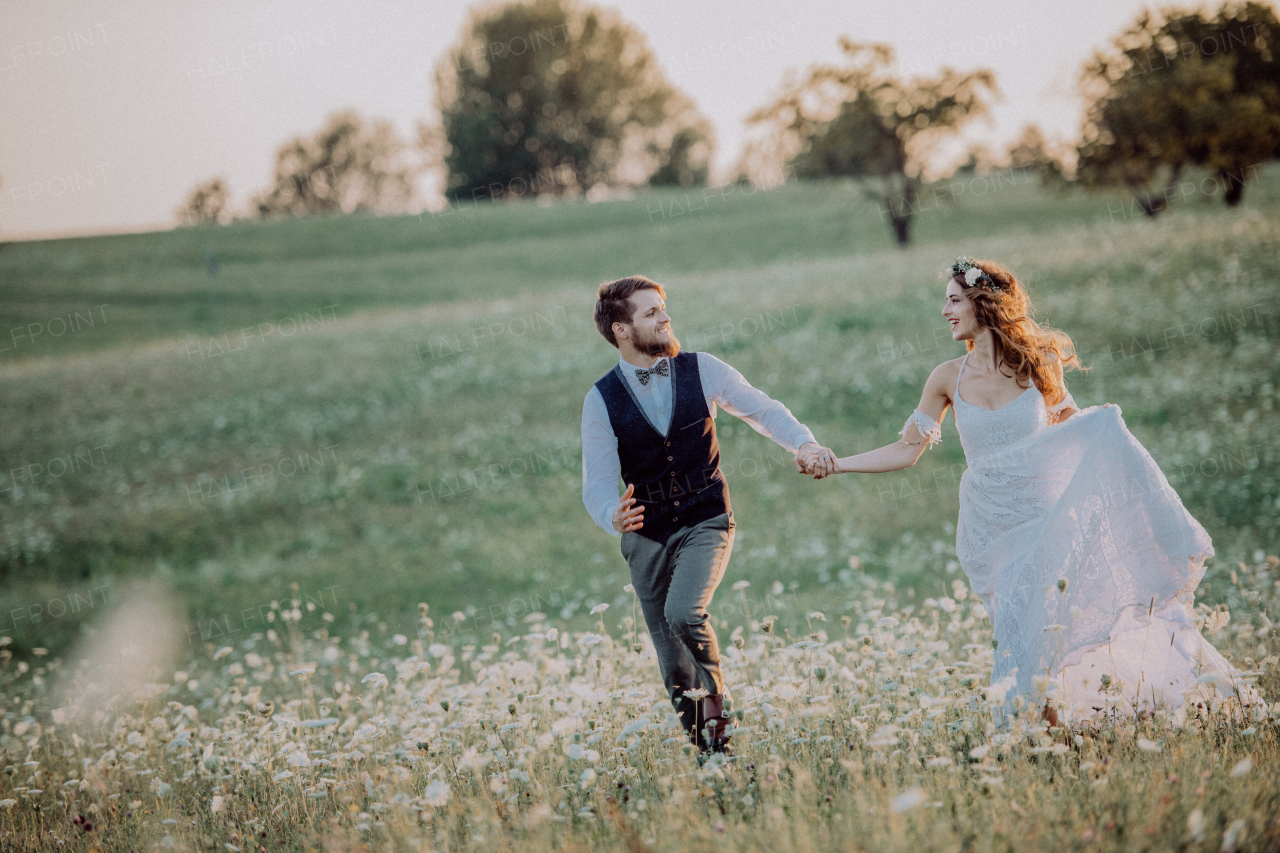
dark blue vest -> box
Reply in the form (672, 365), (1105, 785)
(595, 351), (731, 544)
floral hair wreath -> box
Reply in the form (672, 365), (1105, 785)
(948, 256), (1003, 294)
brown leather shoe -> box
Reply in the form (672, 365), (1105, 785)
(701, 694), (732, 754)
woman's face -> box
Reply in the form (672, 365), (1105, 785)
(942, 278), (981, 341)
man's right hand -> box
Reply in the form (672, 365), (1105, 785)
(612, 483), (645, 533)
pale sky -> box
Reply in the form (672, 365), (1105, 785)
(1, 0), (1168, 240)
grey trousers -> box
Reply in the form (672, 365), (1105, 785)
(621, 512), (736, 714)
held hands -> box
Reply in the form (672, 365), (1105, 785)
(794, 441), (838, 479)
(617, 443), (836, 532)
(613, 483), (644, 533)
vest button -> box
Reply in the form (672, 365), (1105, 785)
(674, 500), (680, 506)
(672, 517), (678, 522)
(666, 441), (671, 446)
(667, 456), (673, 461)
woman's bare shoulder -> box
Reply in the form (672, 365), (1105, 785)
(924, 356), (965, 395)
(928, 356), (965, 382)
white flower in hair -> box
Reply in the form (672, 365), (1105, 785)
(964, 267), (983, 286)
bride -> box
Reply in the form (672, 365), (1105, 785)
(814, 257), (1261, 725)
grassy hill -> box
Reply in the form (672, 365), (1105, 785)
(1, 169), (1278, 661)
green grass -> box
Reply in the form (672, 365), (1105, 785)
(0, 168), (1277, 656)
(0, 167), (1278, 852)
(0, 169), (1197, 360)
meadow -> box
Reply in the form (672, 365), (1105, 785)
(0, 167), (1278, 851)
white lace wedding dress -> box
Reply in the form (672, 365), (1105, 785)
(906, 353), (1262, 723)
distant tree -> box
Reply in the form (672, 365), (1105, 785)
(1006, 124), (1071, 189)
(1076, 2), (1280, 214)
(430, 0), (713, 201)
(646, 112), (714, 187)
(177, 177), (230, 226)
(747, 40), (997, 246)
(952, 143), (1001, 177)
(252, 110), (417, 217)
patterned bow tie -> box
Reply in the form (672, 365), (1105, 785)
(634, 359), (669, 386)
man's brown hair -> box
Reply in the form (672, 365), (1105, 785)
(594, 275), (665, 347)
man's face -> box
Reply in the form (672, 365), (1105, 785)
(621, 288), (680, 358)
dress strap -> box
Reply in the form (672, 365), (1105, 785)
(955, 352), (969, 400)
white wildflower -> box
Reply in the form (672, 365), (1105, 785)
(985, 675), (1017, 705)
(1136, 738), (1161, 752)
(590, 603), (609, 615)
(456, 747), (490, 773)
(1222, 819), (1247, 852)
(890, 788), (927, 813)
(423, 780), (450, 807)
(1187, 808), (1205, 843)
(1230, 757), (1252, 777)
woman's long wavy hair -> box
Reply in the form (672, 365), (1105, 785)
(955, 260), (1084, 407)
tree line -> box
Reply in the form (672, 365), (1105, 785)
(179, 0), (1280, 247)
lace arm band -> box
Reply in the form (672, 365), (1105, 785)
(899, 409), (942, 448)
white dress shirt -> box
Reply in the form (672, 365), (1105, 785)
(581, 351), (817, 535)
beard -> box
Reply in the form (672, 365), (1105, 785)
(630, 324), (681, 358)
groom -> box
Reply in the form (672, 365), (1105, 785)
(581, 275), (835, 754)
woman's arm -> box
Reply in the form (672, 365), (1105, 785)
(1044, 357), (1078, 424)
(818, 361), (954, 477)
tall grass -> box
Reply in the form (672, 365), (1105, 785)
(0, 554), (1275, 852)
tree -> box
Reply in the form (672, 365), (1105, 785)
(177, 177), (230, 226)
(252, 110), (417, 217)
(431, 0), (713, 201)
(1006, 124), (1071, 189)
(747, 40), (996, 246)
(1076, 2), (1280, 214)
